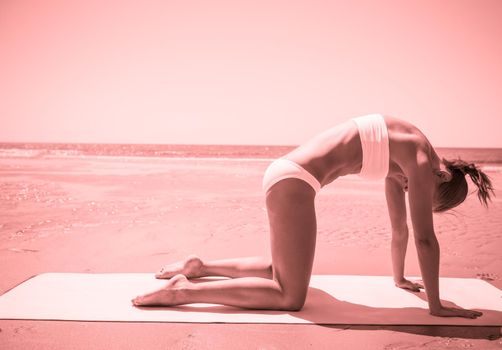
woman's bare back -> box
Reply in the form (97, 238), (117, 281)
(282, 115), (438, 187)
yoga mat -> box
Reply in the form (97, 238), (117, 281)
(0, 273), (501, 326)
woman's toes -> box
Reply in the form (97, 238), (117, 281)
(131, 296), (144, 306)
(133, 276), (190, 306)
(155, 263), (181, 279)
(132, 290), (163, 306)
(155, 267), (168, 279)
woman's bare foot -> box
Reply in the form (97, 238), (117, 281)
(155, 255), (203, 279)
(132, 274), (192, 306)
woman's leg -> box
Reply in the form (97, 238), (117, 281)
(132, 178), (317, 310)
(156, 255), (273, 279)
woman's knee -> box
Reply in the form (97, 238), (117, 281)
(269, 277), (308, 311)
(275, 282), (308, 311)
(278, 293), (307, 311)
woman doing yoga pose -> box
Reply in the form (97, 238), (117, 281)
(132, 114), (493, 318)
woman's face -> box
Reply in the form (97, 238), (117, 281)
(432, 168), (454, 211)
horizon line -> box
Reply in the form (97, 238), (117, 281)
(0, 141), (501, 150)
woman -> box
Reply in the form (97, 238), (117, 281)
(132, 114), (493, 318)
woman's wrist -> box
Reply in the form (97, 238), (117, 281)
(428, 300), (443, 313)
(393, 276), (406, 284)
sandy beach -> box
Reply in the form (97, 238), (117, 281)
(1, 155), (501, 349)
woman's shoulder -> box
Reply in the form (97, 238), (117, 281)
(384, 115), (434, 171)
(384, 115), (430, 147)
(384, 115), (420, 133)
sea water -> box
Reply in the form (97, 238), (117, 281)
(1, 143), (501, 172)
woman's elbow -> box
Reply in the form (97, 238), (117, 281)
(414, 234), (438, 248)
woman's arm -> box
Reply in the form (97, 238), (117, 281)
(385, 177), (422, 291)
(406, 158), (441, 312)
(405, 151), (482, 318)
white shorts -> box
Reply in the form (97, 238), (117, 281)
(262, 158), (321, 194)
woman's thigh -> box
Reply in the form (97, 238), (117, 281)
(266, 178), (317, 303)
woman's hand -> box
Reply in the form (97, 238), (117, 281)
(430, 306), (483, 319)
(395, 278), (424, 292)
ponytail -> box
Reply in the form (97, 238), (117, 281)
(442, 158), (494, 207)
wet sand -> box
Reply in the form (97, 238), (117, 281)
(1, 155), (501, 349)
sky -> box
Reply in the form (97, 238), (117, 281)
(1, 0), (501, 147)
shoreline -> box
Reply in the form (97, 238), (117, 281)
(1, 152), (502, 174)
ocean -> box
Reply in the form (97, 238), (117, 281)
(1, 143), (501, 171)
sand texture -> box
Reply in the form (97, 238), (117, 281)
(1, 155), (501, 349)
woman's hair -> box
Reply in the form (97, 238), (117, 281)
(433, 158), (494, 213)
